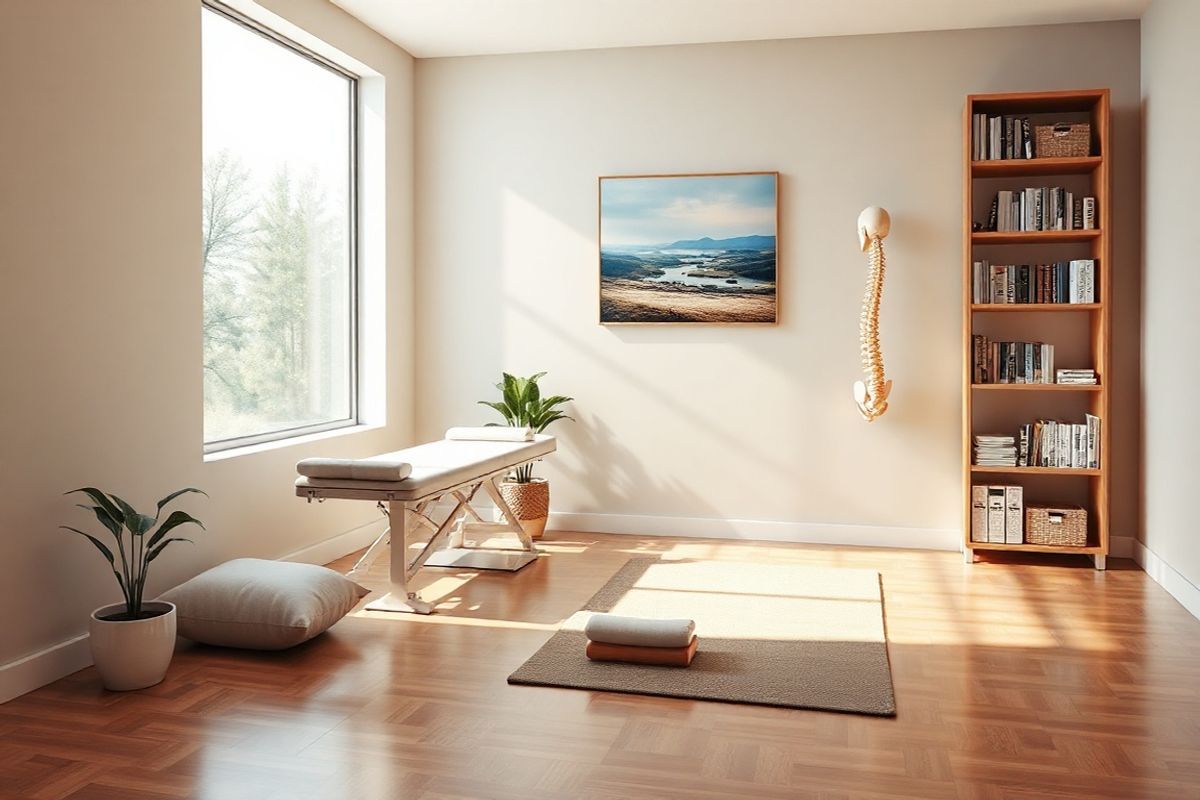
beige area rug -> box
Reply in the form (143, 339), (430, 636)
(507, 557), (896, 716)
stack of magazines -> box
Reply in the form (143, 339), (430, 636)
(1056, 369), (1097, 385)
(974, 434), (1017, 467)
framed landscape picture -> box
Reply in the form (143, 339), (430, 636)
(598, 172), (778, 324)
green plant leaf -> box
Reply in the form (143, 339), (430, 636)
(61, 526), (116, 566)
(65, 488), (123, 527)
(146, 510), (205, 551)
(531, 411), (572, 433)
(501, 374), (520, 415)
(478, 400), (515, 425)
(155, 487), (207, 520)
(75, 504), (121, 538)
(145, 537), (193, 565)
(109, 493), (156, 536)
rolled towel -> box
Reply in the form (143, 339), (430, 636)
(584, 613), (695, 649)
(296, 458), (412, 482)
(586, 635), (699, 667)
(445, 426), (533, 442)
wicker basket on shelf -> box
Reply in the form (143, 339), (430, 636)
(1025, 505), (1088, 546)
(1034, 123), (1091, 158)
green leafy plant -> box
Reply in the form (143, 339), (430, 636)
(62, 487), (206, 620)
(479, 372), (573, 483)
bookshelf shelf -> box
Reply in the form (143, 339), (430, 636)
(972, 383), (1101, 392)
(971, 156), (1102, 177)
(970, 465), (1101, 476)
(963, 89), (1111, 570)
(971, 303), (1101, 312)
(971, 229), (1101, 245)
(968, 541), (1104, 555)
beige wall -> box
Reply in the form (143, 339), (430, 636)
(414, 22), (1141, 541)
(0, 0), (413, 691)
(1141, 0), (1200, 589)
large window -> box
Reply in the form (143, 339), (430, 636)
(201, 2), (357, 451)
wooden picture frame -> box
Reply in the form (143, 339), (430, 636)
(598, 171), (779, 325)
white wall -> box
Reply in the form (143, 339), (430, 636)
(0, 0), (414, 699)
(414, 23), (1141, 543)
(1140, 0), (1200, 609)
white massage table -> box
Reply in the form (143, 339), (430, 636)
(295, 434), (556, 614)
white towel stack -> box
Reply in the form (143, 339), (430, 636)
(583, 614), (695, 648)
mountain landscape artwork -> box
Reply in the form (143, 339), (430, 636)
(599, 172), (778, 324)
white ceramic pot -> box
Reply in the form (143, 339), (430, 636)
(88, 601), (177, 691)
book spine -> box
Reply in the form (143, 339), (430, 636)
(987, 487), (1006, 543)
(1005, 486), (1023, 544)
(971, 485), (988, 543)
(1086, 413), (1100, 469)
(1083, 196), (1096, 230)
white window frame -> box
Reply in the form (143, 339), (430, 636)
(201, 0), (360, 454)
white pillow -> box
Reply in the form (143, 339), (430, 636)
(158, 558), (368, 650)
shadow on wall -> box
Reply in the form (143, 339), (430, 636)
(502, 291), (882, 522)
(554, 411), (725, 527)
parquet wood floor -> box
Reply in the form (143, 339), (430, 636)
(2, 533), (1199, 799)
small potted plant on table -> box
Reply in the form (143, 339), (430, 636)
(479, 372), (572, 540)
(62, 487), (205, 691)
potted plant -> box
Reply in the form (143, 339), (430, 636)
(479, 372), (572, 540)
(61, 487), (205, 691)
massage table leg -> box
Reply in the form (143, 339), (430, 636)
(423, 476), (539, 571)
(364, 503), (435, 614)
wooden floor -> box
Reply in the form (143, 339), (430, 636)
(2, 533), (1199, 799)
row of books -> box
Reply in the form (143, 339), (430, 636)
(985, 188), (1096, 232)
(973, 416), (1101, 469)
(970, 485), (1023, 543)
(971, 260), (1097, 304)
(971, 336), (1056, 384)
(972, 115), (1037, 161)
(1020, 417), (1101, 468)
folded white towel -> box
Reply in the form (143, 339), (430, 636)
(584, 614), (696, 648)
(296, 458), (412, 482)
(445, 426), (533, 442)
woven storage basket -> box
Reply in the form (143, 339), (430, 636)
(499, 478), (549, 539)
(1034, 122), (1091, 158)
(1025, 505), (1088, 546)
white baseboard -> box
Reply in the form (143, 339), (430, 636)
(0, 517), (385, 705)
(0, 634), (92, 705)
(280, 516), (385, 565)
(548, 510), (960, 551)
(1133, 539), (1200, 621)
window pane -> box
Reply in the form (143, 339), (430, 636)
(202, 6), (354, 446)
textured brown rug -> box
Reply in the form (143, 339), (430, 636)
(507, 557), (895, 716)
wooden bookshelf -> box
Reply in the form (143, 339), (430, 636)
(971, 229), (1101, 245)
(971, 155), (1101, 177)
(971, 383), (1101, 393)
(971, 303), (1101, 312)
(962, 89), (1111, 570)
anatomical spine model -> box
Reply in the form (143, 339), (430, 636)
(854, 207), (892, 421)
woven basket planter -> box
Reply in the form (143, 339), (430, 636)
(500, 478), (549, 540)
